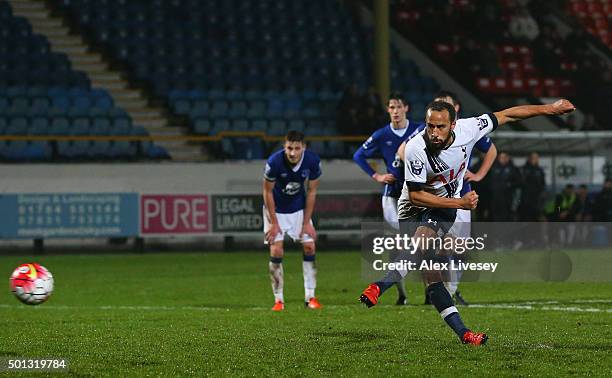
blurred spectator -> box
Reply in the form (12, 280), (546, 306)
(473, 1), (507, 42)
(489, 152), (522, 221)
(582, 114), (601, 131)
(478, 42), (503, 76)
(555, 184), (578, 246)
(555, 184), (577, 222)
(337, 84), (361, 135)
(532, 23), (563, 75)
(574, 184), (594, 221)
(574, 184), (594, 246)
(518, 152), (546, 221)
(593, 179), (612, 221)
(454, 38), (482, 73)
(360, 86), (385, 128)
(509, 7), (539, 41)
(336, 85), (385, 135)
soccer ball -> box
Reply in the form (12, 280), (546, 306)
(10, 263), (54, 305)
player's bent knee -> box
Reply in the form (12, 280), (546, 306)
(303, 242), (316, 255)
(270, 242), (284, 258)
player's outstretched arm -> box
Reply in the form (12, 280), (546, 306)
(493, 99), (575, 126)
(410, 186), (478, 210)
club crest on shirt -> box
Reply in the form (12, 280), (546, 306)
(477, 117), (489, 130)
(410, 160), (424, 175)
(301, 169), (310, 178)
(283, 182), (301, 195)
(385, 140), (393, 146)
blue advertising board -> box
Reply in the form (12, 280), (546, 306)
(0, 193), (138, 238)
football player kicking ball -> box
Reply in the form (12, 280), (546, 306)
(263, 131), (322, 311)
(360, 99), (575, 345)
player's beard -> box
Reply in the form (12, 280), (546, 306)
(423, 132), (453, 155)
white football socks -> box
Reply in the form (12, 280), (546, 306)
(269, 260), (284, 303)
(302, 257), (316, 301)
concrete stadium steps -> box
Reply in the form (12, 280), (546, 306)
(8, 0), (204, 160)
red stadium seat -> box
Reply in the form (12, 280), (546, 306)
(561, 79), (576, 96)
(500, 45), (516, 55)
(594, 18), (608, 29)
(476, 77), (491, 91)
(493, 77), (508, 92)
(587, 2), (603, 12)
(527, 77), (543, 96)
(510, 78), (527, 94)
(522, 62), (536, 73)
(560, 61), (578, 71)
(570, 1), (587, 13)
(543, 78), (561, 97)
(518, 46), (530, 54)
(573, 12), (588, 21)
(397, 11), (411, 21)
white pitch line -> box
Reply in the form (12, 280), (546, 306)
(468, 304), (612, 313)
(0, 301), (611, 313)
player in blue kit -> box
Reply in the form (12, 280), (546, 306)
(263, 131), (322, 311)
(353, 92), (424, 305)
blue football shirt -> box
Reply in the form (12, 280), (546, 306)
(264, 149), (322, 214)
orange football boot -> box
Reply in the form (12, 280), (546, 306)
(359, 283), (381, 308)
(305, 297), (322, 309)
(462, 330), (488, 346)
(271, 300), (285, 311)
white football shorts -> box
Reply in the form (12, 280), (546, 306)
(382, 196), (399, 230)
(447, 208), (471, 238)
(263, 206), (315, 244)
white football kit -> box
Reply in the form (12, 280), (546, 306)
(397, 113), (498, 224)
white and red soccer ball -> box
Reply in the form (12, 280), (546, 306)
(9, 263), (54, 305)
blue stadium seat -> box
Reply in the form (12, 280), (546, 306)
(28, 117), (49, 135)
(193, 118), (211, 134)
(49, 118), (70, 135)
(268, 119), (287, 136)
(250, 119), (267, 132)
(6, 117), (28, 135)
(211, 119), (230, 135)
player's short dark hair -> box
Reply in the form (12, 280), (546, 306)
(579, 184), (588, 190)
(425, 100), (457, 122)
(434, 90), (461, 109)
(285, 130), (305, 143)
(388, 92), (406, 106)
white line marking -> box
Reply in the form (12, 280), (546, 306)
(0, 301), (611, 313)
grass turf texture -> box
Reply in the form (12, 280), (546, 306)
(1, 251), (611, 377)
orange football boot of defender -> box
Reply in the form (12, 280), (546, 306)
(359, 283), (381, 308)
(305, 297), (322, 309)
(462, 330), (488, 346)
(271, 300), (284, 311)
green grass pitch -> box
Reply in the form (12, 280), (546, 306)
(1, 251), (611, 376)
